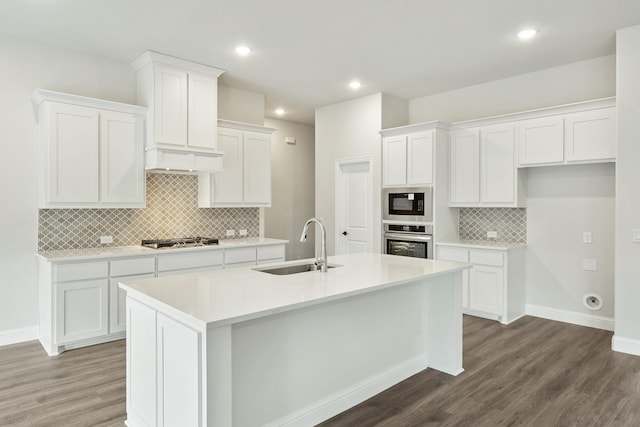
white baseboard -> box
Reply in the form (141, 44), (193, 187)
(0, 325), (38, 346)
(526, 304), (614, 331)
(266, 356), (429, 427)
(612, 335), (640, 356)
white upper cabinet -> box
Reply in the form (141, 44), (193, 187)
(382, 131), (433, 187)
(450, 124), (523, 208)
(198, 120), (276, 208)
(518, 117), (564, 165)
(33, 89), (147, 208)
(564, 107), (616, 163)
(131, 51), (224, 172)
(517, 99), (616, 167)
(450, 129), (480, 204)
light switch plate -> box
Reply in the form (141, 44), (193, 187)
(583, 232), (592, 244)
(582, 259), (597, 271)
(634, 229), (640, 242)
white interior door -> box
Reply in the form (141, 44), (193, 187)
(336, 159), (372, 254)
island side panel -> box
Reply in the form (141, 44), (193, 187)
(206, 325), (232, 427)
(227, 279), (433, 427)
(424, 271), (464, 375)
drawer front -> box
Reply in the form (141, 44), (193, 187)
(157, 250), (224, 272)
(110, 257), (156, 277)
(257, 245), (285, 261)
(469, 249), (504, 267)
(54, 261), (109, 282)
(225, 247), (257, 264)
(437, 246), (469, 263)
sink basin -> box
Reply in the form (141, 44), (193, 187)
(254, 263), (341, 275)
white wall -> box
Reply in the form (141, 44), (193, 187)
(409, 55), (616, 124)
(0, 34), (137, 338)
(264, 118), (315, 260)
(526, 164), (615, 318)
(315, 93), (407, 256)
(614, 25), (640, 354)
(408, 56), (617, 323)
(218, 85), (265, 125)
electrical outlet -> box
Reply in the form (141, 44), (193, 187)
(582, 259), (597, 271)
(583, 232), (592, 244)
(226, 230), (235, 237)
(100, 236), (113, 244)
(239, 229), (248, 236)
(487, 231), (498, 239)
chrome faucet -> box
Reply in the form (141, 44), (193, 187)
(300, 218), (327, 272)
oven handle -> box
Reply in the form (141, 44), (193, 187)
(383, 233), (433, 243)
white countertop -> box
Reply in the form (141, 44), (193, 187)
(119, 252), (470, 328)
(37, 238), (289, 261)
(435, 240), (526, 250)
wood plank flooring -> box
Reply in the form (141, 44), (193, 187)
(1, 315), (639, 426)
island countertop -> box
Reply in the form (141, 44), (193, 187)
(119, 252), (470, 328)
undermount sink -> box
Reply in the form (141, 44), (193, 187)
(254, 263), (341, 275)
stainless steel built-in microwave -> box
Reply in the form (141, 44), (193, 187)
(382, 187), (433, 223)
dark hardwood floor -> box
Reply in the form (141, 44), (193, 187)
(1, 315), (639, 426)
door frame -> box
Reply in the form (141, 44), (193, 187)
(334, 157), (373, 255)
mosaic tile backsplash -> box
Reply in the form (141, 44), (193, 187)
(458, 208), (527, 243)
(38, 174), (259, 250)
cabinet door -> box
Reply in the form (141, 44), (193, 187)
(243, 132), (271, 205)
(382, 136), (407, 186)
(188, 72), (218, 150)
(212, 128), (244, 204)
(55, 279), (108, 344)
(407, 132), (434, 186)
(518, 117), (563, 165)
(154, 65), (188, 146)
(450, 129), (480, 204)
(100, 111), (145, 205)
(564, 107), (616, 162)
(46, 103), (99, 204)
(481, 124), (514, 203)
(469, 265), (503, 316)
(157, 313), (201, 427)
(109, 273), (155, 334)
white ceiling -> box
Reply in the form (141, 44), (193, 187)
(2, 0), (640, 124)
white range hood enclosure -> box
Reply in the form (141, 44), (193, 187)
(132, 51), (226, 173)
(145, 147), (223, 173)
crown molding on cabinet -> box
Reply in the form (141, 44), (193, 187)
(218, 119), (277, 134)
(31, 89), (147, 120)
(380, 120), (450, 137)
(130, 50), (225, 77)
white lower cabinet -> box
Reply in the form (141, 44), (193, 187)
(436, 243), (525, 324)
(38, 241), (287, 355)
(55, 279), (109, 344)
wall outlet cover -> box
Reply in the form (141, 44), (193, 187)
(226, 230), (235, 237)
(239, 229), (248, 236)
(100, 236), (113, 244)
(583, 231), (593, 244)
(487, 231), (498, 239)
(582, 258), (597, 271)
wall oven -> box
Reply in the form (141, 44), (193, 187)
(383, 224), (433, 259)
(383, 187), (433, 223)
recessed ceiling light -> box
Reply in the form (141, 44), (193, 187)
(235, 46), (252, 56)
(349, 80), (362, 90)
(517, 28), (538, 40)
(275, 108), (285, 116)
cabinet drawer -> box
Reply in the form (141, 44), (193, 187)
(110, 257), (156, 277)
(469, 249), (504, 267)
(157, 250), (224, 272)
(54, 261), (109, 282)
(225, 247), (257, 264)
(437, 246), (469, 263)
(257, 245), (285, 261)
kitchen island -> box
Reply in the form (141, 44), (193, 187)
(120, 252), (469, 427)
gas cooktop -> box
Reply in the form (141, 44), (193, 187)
(141, 237), (219, 249)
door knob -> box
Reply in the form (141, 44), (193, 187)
(342, 231), (348, 236)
